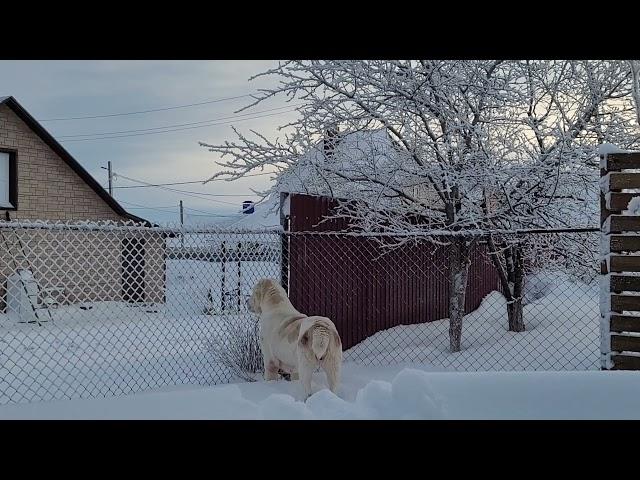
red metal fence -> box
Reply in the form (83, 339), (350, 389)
(284, 193), (502, 350)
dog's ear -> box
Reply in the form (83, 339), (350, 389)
(300, 333), (309, 346)
(248, 283), (259, 314)
(247, 293), (260, 314)
(255, 279), (272, 299)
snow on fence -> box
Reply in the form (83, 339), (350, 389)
(600, 151), (640, 370)
(0, 221), (282, 405)
(0, 219), (601, 405)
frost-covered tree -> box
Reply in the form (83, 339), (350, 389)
(482, 60), (638, 332)
(201, 60), (639, 350)
(629, 60), (640, 126)
(202, 60), (516, 352)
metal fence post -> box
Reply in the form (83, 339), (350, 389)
(280, 192), (290, 294)
(221, 240), (226, 313)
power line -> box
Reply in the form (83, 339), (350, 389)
(224, 211), (254, 228)
(108, 171), (275, 189)
(112, 172), (265, 205)
(112, 180), (205, 188)
(59, 109), (298, 143)
(184, 212), (238, 218)
(38, 94), (254, 122)
(118, 200), (180, 213)
(57, 105), (299, 138)
(113, 172), (243, 206)
(184, 207), (237, 217)
(119, 199), (238, 218)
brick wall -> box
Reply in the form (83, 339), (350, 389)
(0, 228), (166, 312)
(0, 104), (166, 312)
(0, 104), (122, 221)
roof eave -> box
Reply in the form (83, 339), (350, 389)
(0, 96), (152, 226)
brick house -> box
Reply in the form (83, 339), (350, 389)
(0, 96), (166, 315)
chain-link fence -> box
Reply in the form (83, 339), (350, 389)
(0, 221), (282, 405)
(0, 221), (600, 405)
(284, 229), (599, 372)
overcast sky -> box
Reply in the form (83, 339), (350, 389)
(0, 60), (296, 224)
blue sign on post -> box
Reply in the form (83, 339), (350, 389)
(242, 200), (255, 214)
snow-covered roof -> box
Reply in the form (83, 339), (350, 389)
(597, 143), (631, 156)
(276, 128), (403, 198)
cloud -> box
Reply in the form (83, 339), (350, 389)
(0, 60), (293, 222)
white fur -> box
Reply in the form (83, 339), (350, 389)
(249, 278), (342, 399)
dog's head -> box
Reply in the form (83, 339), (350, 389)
(248, 278), (281, 314)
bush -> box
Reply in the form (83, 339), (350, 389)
(206, 317), (264, 382)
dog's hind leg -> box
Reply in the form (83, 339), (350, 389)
(299, 363), (313, 399)
(264, 358), (279, 381)
(323, 354), (341, 395)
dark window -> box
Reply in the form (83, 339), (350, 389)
(0, 150), (17, 210)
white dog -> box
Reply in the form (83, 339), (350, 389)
(248, 278), (342, 398)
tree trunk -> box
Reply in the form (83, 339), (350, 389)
(507, 296), (525, 332)
(507, 244), (526, 332)
(487, 236), (527, 333)
(448, 238), (471, 352)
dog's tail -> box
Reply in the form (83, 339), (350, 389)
(310, 325), (331, 361)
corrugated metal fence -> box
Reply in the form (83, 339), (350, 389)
(284, 193), (501, 350)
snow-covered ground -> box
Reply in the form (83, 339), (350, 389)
(0, 256), (599, 405)
(0, 258), (280, 404)
(346, 274), (599, 370)
(1, 364), (638, 419)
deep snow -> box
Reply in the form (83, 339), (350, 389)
(0, 262), (600, 404)
(1, 365), (639, 420)
(346, 275), (599, 371)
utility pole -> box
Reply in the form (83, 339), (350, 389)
(179, 200), (184, 248)
(101, 161), (114, 197)
(107, 161), (113, 196)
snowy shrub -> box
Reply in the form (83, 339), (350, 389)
(206, 317), (264, 382)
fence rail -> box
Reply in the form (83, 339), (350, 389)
(0, 220), (601, 405)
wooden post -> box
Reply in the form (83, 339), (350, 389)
(601, 151), (640, 370)
(601, 154), (612, 370)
